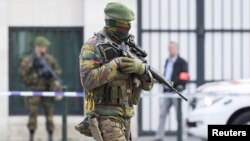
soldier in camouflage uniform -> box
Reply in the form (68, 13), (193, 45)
(19, 36), (62, 141)
(77, 2), (154, 141)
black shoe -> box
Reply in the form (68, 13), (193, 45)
(29, 134), (34, 141)
(29, 130), (34, 141)
(153, 139), (163, 141)
(48, 131), (53, 141)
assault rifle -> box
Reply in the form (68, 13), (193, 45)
(32, 51), (62, 84)
(99, 33), (188, 101)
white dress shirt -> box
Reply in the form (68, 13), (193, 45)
(164, 55), (178, 92)
(165, 55), (178, 80)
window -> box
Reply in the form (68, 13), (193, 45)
(9, 27), (84, 115)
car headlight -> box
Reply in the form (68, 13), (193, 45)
(196, 96), (223, 108)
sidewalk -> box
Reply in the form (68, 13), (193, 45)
(135, 136), (202, 141)
(3, 116), (203, 141)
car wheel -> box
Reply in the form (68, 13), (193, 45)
(231, 111), (250, 125)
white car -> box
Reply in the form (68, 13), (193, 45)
(187, 79), (250, 140)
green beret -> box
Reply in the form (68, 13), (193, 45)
(34, 36), (50, 47)
(104, 2), (134, 21)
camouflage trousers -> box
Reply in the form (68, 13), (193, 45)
(98, 116), (131, 141)
(26, 96), (55, 132)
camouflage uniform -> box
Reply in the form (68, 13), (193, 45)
(19, 41), (62, 133)
(78, 2), (154, 141)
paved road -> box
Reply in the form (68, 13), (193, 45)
(135, 136), (203, 141)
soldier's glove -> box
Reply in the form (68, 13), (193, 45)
(118, 57), (146, 75)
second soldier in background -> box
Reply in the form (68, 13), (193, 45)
(19, 36), (62, 141)
(76, 2), (154, 141)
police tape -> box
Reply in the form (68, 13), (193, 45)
(0, 91), (250, 98)
(0, 91), (84, 97)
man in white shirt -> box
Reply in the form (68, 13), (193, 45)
(155, 41), (189, 141)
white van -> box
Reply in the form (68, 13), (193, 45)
(187, 79), (250, 140)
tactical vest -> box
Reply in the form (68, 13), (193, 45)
(84, 33), (142, 118)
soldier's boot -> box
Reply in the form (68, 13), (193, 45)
(48, 131), (53, 141)
(29, 130), (35, 141)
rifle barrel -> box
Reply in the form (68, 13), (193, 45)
(148, 66), (188, 101)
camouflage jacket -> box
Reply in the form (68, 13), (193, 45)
(80, 33), (153, 117)
(19, 53), (62, 91)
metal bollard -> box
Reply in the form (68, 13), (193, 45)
(177, 98), (183, 141)
(62, 97), (67, 141)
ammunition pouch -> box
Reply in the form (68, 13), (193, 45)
(128, 77), (143, 105)
(84, 77), (141, 117)
(130, 83), (142, 105)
